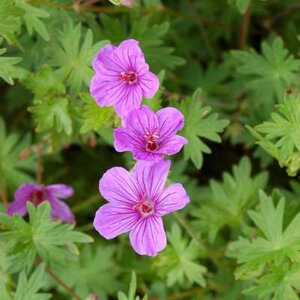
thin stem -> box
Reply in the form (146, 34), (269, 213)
(46, 267), (82, 300)
(36, 144), (43, 185)
(0, 185), (8, 208)
(174, 212), (203, 249)
(71, 195), (100, 213)
(239, 0), (252, 49)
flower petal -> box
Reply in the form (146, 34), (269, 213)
(113, 85), (143, 117)
(92, 44), (117, 73)
(50, 199), (75, 223)
(158, 135), (188, 155)
(90, 75), (123, 107)
(7, 183), (39, 216)
(139, 70), (160, 99)
(156, 183), (190, 216)
(93, 204), (138, 239)
(46, 184), (74, 199)
(99, 167), (141, 205)
(114, 127), (143, 153)
(129, 216), (166, 256)
(157, 107), (185, 142)
(133, 160), (171, 199)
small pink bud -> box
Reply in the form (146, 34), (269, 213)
(86, 294), (99, 300)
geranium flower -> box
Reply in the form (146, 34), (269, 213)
(7, 183), (74, 223)
(93, 160), (189, 256)
(90, 39), (159, 117)
(114, 105), (188, 161)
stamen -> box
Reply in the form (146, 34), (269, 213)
(133, 196), (154, 218)
(120, 71), (137, 85)
(144, 131), (159, 152)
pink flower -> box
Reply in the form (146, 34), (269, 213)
(7, 183), (74, 223)
(93, 160), (189, 256)
(90, 39), (159, 117)
(119, 0), (134, 7)
(114, 105), (188, 161)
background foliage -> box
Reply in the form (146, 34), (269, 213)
(1, 0), (300, 299)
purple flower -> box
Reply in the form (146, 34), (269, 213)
(93, 160), (189, 256)
(7, 183), (75, 223)
(114, 105), (188, 161)
(90, 39), (159, 117)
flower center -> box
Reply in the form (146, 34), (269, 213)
(120, 71), (137, 85)
(145, 131), (159, 152)
(31, 189), (45, 206)
(133, 196), (154, 218)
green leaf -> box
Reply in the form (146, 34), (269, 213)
(0, 118), (35, 194)
(248, 94), (300, 176)
(21, 65), (65, 98)
(178, 89), (229, 169)
(14, 264), (51, 300)
(28, 97), (73, 135)
(80, 93), (117, 134)
(49, 17), (108, 95)
(0, 202), (93, 272)
(0, 39), (23, 85)
(16, 2), (49, 41)
(0, 0), (22, 43)
(153, 224), (206, 287)
(232, 37), (300, 104)
(192, 157), (268, 242)
(236, 0), (251, 14)
(54, 244), (118, 299)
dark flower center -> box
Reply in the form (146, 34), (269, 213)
(120, 71), (137, 84)
(133, 196), (154, 218)
(145, 131), (159, 152)
(31, 189), (45, 206)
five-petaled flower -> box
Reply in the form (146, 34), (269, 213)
(93, 160), (189, 256)
(90, 39), (159, 117)
(7, 183), (75, 223)
(114, 105), (188, 161)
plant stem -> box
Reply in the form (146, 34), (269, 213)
(174, 212), (203, 249)
(0, 185), (8, 208)
(239, 0), (252, 49)
(36, 144), (43, 185)
(72, 195), (100, 213)
(46, 267), (82, 300)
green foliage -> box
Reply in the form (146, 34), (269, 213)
(192, 157), (268, 242)
(0, 118), (35, 194)
(80, 93), (117, 134)
(234, 0), (251, 13)
(28, 96), (73, 135)
(118, 272), (147, 300)
(0, 39), (22, 85)
(16, 2), (49, 41)
(48, 18), (108, 95)
(232, 37), (300, 105)
(154, 224), (206, 287)
(178, 89), (229, 169)
(1, 264), (51, 300)
(0, 0), (22, 43)
(228, 191), (300, 299)
(55, 244), (118, 299)
(0, 202), (93, 272)
(248, 94), (300, 176)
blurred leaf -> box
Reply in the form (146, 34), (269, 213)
(29, 97), (73, 135)
(55, 244), (119, 299)
(0, 43), (22, 85)
(178, 89), (229, 169)
(0, 0), (22, 43)
(49, 17), (108, 95)
(80, 93), (116, 134)
(0, 202), (93, 272)
(192, 157), (268, 242)
(0, 118), (35, 194)
(154, 224), (206, 287)
(232, 37), (300, 104)
(16, 2), (49, 41)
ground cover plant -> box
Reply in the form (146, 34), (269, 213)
(1, 0), (300, 299)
